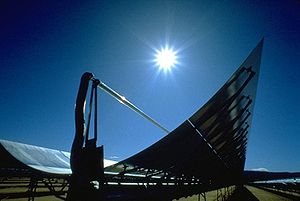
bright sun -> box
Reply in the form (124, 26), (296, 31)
(155, 46), (178, 71)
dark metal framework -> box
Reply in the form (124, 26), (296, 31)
(2, 39), (299, 200)
(104, 40), (264, 190)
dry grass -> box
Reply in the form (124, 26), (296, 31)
(0, 177), (67, 201)
(1, 178), (298, 201)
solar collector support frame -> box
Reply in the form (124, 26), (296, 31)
(104, 39), (264, 193)
(2, 39), (281, 201)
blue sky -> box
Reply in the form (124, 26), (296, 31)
(0, 0), (299, 172)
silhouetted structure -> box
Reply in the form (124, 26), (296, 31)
(67, 72), (104, 201)
(104, 40), (264, 199)
(1, 39), (300, 201)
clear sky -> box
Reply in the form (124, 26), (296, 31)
(0, 0), (299, 172)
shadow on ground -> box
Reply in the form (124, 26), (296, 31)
(226, 186), (259, 201)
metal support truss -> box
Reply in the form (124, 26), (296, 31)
(25, 177), (68, 201)
(198, 192), (206, 201)
(43, 178), (68, 200)
(27, 177), (37, 201)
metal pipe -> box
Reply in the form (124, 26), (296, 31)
(91, 78), (169, 134)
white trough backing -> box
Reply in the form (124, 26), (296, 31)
(0, 139), (117, 175)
